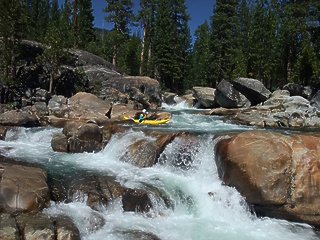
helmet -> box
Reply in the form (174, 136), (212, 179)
(142, 109), (146, 113)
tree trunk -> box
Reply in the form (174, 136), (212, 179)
(73, 0), (78, 48)
(113, 41), (117, 67)
(140, 18), (147, 75)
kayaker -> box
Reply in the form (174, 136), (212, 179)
(139, 109), (148, 122)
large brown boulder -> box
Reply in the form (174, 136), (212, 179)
(0, 163), (50, 214)
(215, 130), (320, 227)
(51, 121), (105, 153)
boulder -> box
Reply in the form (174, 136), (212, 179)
(55, 215), (81, 240)
(0, 163), (50, 214)
(0, 110), (40, 127)
(0, 213), (19, 240)
(215, 79), (250, 108)
(310, 90), (320, 111)
(232, 77), (271, 105)
(0, 125), (6, 140)
(51, 133), (68, 152)
(215, 130), (320, 228)
(51, 121), (105, 153)
(47, 95), (68, 118)
(16, 213), (55, 240)
(192, 87), (216, 108)
(157, 133), (201, 170)
(162, 92), (177, 105)
(122, 189), (152, 212)
(119, 131), (178, 168)
(66, 174), (170, 213)
(283, 83), (303, 96)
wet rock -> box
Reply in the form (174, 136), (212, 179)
(51, 121), (105, 153)
(120, 131), (177, 167)
(0, 213), (19, 240)
(122, 189), (152, 212)
(158, 133), (200, 170)
(0, 163), (50, 214)
(55, 215), (81, 240)
(51, 133), (68, 152)
(66, 173), (170, 213)
(0, 125), (6, 140)
(215, 130), (320, 228)
(116, 230), (161, 240)
(16, 213), (55, 240)
(162, 92), (177, 105)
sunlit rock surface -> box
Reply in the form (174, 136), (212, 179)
(215, 130), (320, 227)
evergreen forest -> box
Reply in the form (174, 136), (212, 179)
(0, 0), (319, 94)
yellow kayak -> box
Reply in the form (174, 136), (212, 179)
(123, 116), (170, 125)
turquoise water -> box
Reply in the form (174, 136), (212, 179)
(0, 105), (319, 240)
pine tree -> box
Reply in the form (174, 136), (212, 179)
(276, 0), (319, 86)
(248, 0), (277, 88)
(192, 20), (211, 87)
(77, 0), (95, 49)
(0, 0), (27, 83)
(25, 0), (50, 42)
(233, 0), (252, 79)
(60, 0), (73, 48)
(138, 0), (156, 76)
(118, 32), (141, 76)
(104, 0), (134, 67)
(209, 0), (239, 87)
(153, 0), (191, 93)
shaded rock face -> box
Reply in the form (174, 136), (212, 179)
(215, 79), (250, 108)
(215, 130), (320, 227)
(0, 163), (50, 214)
(310, 90), (320, 111)
(2, 40), (161, 115)
(232, 77), (271, 105)
(101, 76), (162, 108)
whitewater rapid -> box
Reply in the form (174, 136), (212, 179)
(0, 107), (319, 240)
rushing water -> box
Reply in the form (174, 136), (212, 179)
(0, 104), (319, 240)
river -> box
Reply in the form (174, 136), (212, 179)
(0, 103), (319, 240)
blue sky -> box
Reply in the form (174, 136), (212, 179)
(89, 0), (215, 38)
